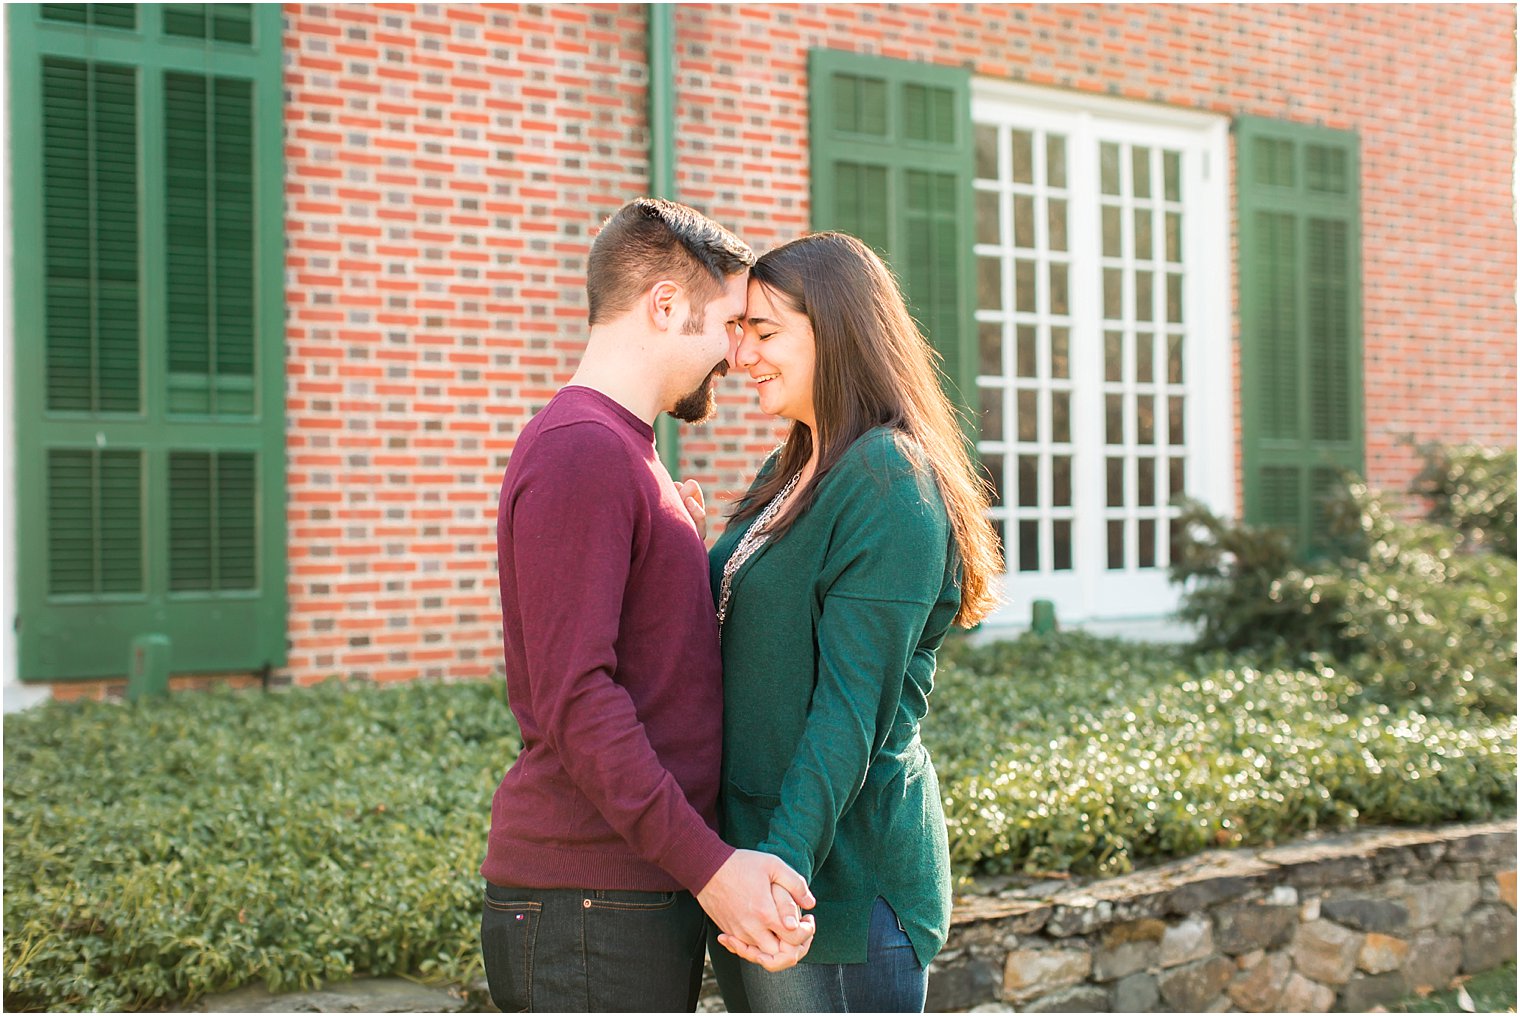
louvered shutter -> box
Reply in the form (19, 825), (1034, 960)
(41, 3), (136, 29)
(162, 3), (253, 44)
(808, 50), (976, 423)
(1237, 117), (1362, 556)
(166, 73), (256, 416)
(11, 3), (286, 681)
(44, 58), (141, 415)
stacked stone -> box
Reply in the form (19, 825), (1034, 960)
(924, 822), (1516, 1013)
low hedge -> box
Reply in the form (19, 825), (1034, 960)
(5, 637), (1516, 1010)
(927, 634), (1516, 877)
(4, 680), (518, 1011)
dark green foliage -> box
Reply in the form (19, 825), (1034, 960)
(1414, 443), (1517, 558)
(1170, 460), (1518, 715)
(4, 680), (519, 1012)
(1320, 482), (1517, 714)
(7, 633), (1516, 1010)
(927, 634), (1516, 880)
(1168, 498), (1340, 656)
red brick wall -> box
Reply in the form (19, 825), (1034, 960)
(282, 3), (659, 685)
(264, 2), (1513, 690)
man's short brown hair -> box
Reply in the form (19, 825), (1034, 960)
(586, 199), (755, 326)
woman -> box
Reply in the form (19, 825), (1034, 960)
(707, 232), (1002, 1012)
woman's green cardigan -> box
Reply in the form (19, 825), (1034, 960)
(709, 427), (961, 967)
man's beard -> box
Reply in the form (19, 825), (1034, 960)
(669, 359), (728, 424)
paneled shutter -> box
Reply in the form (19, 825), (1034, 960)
(41, 3), (136, 29)
(169, 451), (257, 592)
(43, 58), (141, 415)
(1237, 117), (1362, 556)
(166, 73), (256, 415)
(162, 3), (253, 44)
(11, 3), (286, 681)
(47, 449), (144, 596)
(808, 50), (976, 420)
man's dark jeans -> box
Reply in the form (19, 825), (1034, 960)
(480, 882), (708, 1012)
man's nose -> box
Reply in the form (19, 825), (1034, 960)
(728, 332), (747, 370)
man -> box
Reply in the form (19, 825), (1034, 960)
(481, 199), (815, 1013)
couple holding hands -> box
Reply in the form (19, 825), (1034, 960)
(481, 199), (1000, 1012)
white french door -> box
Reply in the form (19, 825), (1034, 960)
(970, 81), (1232, 626)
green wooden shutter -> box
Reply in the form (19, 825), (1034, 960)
(808, 50), (976, 422)
(47, 449), (144, 595)
(1237, 116), (1362, 556)
(162, 3), (253, 44)
(10, 3), (286, 681)
(43, 57), (141, 414)
(41, 3), (136, 30)
(169, 451), (257, 592)
(166, 72), (256, 415)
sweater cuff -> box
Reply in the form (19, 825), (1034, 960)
(666, 821), (735, 897)
(756, 834), (812, 888)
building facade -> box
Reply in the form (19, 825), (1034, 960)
(5, 3), (1516, 704)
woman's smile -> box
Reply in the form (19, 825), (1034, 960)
(736, 279), (817, 428)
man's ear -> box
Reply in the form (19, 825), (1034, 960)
(647, 280), (681, 332)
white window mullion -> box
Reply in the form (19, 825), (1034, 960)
(1067, 112), (1103, 596)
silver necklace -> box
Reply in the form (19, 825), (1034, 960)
(716, 470), (802, 634)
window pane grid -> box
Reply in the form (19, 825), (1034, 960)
(974, 122), (1074, 574)
(975, 95), (1215, 596)
(1100, 141), (1187, 572)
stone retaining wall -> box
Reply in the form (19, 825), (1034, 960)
(924, 821), (1516, 1013)
(194, 823), (1515, 1014)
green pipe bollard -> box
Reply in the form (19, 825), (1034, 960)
(1031, 599), (1057, 636)
(127, 634), (171, 702)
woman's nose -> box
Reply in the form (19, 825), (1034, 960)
(731, 334), (757, 370)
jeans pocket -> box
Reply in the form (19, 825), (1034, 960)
(481, 890), (541, 1013)
(584, 889), (677, 912)
(582, 892), (706, 1012)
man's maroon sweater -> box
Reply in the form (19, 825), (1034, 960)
(480, 386), (732, 895)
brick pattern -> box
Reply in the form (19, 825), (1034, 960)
(55, 3), (1499, 697)
(49, 673), (266, 703)
(282, 3), (655, 685)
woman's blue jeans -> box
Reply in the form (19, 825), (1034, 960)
(710, 896), (927, 1013)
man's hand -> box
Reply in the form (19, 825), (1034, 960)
(716, 880), (817, 971)
(674, 478), (707, 540)
(697, 850), (816, 969)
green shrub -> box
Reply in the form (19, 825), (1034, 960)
(4, 680), (519, 1012)
(1170, 478), (1517, 715)
(1318, 481), (1517, 714)
(6, 637), (1516, 1010)
(1168, 498), (1340, 656)
(1413, 443), (1517, 558)
(926, 634), (1516, 879)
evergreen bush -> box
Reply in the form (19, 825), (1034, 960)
(1413, 443), (1517, 558)
(1170, 450), (1517, 715)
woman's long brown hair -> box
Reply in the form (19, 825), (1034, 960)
(731, 232), (1002, 627)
